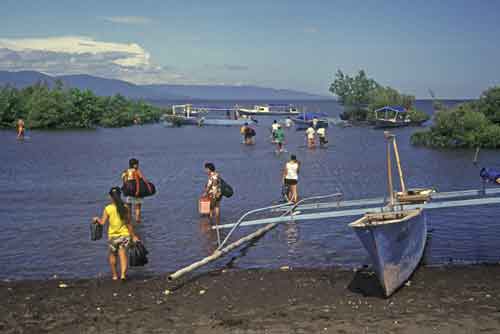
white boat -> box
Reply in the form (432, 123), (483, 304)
(237, 104), (301, 116)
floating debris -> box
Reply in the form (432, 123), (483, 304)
(199, 290), (206, 295)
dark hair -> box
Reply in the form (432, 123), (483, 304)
(204, 162), (215, 172)
(273, 120), (277, 123)
(290, 154), (297, 161)
(244, 122), (248, 126)
(129, 158), (139, 168)
(109, 187), (128, 222)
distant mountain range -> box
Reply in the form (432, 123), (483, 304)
(0, 71), (330, 100)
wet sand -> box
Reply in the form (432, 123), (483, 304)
(1, 265), (500, 333)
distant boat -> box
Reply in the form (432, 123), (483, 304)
(237, 104), (302, 116)
(349, 132), (432, 296)
(373, 106), (411, 128)
(293, 112), (329, 130)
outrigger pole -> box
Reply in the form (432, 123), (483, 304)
(168, 194), (342, 281)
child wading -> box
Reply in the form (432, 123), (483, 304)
(121, 158), (147, 223)
(93, 187), (139, 281)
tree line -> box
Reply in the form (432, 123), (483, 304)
(329, 69), (429, 124)
(0, 80), (169, 129)
(411, 87), (500, 149)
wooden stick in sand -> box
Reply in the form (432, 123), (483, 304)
(168, 221), (279, 281)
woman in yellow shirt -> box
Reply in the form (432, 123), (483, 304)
(94, 187), (139, 281)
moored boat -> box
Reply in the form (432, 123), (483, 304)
(349, 131), (431, 296)
(237, 104), (302, 116)
(349, 208), (426, 296)
(373, 106), (411, 128)
(198, 117), (256, 126)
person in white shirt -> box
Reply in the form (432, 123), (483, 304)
(306, 126), (316, 148)
(271, 120), (279, 142)
(317, 127), (328, 147)
(282, 154), (300, 203)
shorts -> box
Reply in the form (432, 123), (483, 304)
(319, 136), (328, 144)
(108, 236), (131, 254)
(210, 194), (222, 209)
(284, 179), (298, 186)
(125, 196), (143, 205)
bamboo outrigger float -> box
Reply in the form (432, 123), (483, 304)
(168, 132), (500, 296)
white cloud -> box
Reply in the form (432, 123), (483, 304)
(0, 36), (185, 84)
(101, 16), (154, 25)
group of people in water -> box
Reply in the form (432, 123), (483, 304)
(92, 152), (303, 281)
(240, 117), (328, 152)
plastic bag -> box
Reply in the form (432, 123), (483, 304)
(129, 241), (149, 267)
(90, 222), (103, 241)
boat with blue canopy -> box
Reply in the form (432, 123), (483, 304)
(373, 106), (410, 128)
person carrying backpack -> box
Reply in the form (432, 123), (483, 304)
(93, 187), (140, 281)
(203, 162), (223, 225)
(121, 158), (148, 224)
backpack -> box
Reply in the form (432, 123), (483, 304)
(220, 178), (234, 198)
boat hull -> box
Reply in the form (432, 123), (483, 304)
(349, 209), (426, 296)
(374, 120), (410, 129)
(199, 118), (255, 126)
(239, 110), (300, 116)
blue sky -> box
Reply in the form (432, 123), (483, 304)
(1, 0), (499, 98)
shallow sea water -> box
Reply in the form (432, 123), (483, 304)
(1, 100), (500, 280)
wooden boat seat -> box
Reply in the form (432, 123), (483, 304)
(395, 188), (434, 204)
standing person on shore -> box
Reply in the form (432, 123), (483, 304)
(282, 155), (300, 203)
(203, 162), (222, 225)
(274, 124), (285, 153)
(306, 125), (316, 148)
(93, 187), (139, 281)
(121, 158), (146, 224)
(271, 120), (279, 142)
(16, 119), (25, 140)
(317, 127), (328, 147)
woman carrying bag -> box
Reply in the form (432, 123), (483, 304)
(93, 187), (140, 281)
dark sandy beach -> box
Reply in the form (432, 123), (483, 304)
(1, 265), (500, 333)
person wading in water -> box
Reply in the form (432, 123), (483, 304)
(282, 154), (300, 203)
(274, 124), (285, 153)
(121, 158), (147, 224)
(16, 119), (25, 140)
(306, 125), (316, 148)
(203, 162), (222, 226)
(93, 187), (140, 281)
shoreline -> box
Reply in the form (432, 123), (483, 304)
(2, 264), (500, 333)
